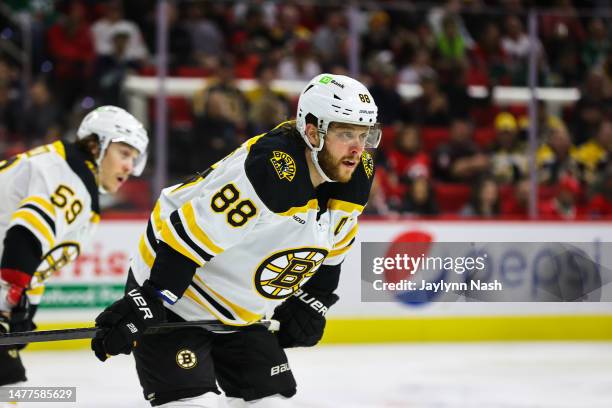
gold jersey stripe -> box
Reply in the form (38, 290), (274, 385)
(26, 285), (46, 296)
(328, 242), (353, 258)
(152, 201), (162, 233)
(138, 234), (155, 269)
(170, 175), (205, 194)
(181, 202), (224, 255)
(51, 140), (66, 159)
(277, 199), (318, 217)
(160, 219), (203, 266)
(194, 275), (262, 323)
(328, 199), (364, 214)
(334, 224), (358, 249)
(244, 134), (264, 152)
(183, 287), (252, 327)
(11, 209), (55, 247)
(90, 212), (100, 223)
(20, 196), (56, 216)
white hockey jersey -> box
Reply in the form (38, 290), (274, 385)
(0, 141), (100, 302)
(131, 122), (374, 326)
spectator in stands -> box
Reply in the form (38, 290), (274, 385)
(537, 121), (581, 184)
(377, 124), (430, 211)
(278, 39), (322, 81)
(501, 177), (530, 218)
(470, 22), (509, 85)
(435, 14), (467, 72)
(400, 176), (439, 216)
(0, 58), (22, 102)
(571, 70), (612, 145)
(398, 49), (436, 85)
(587, 163), (612, 217)
(368, 64), (404, 125)
(576, 119), (612, 186)
(0, 83), (20, 143)
(501, 15), (545, 85)
(540, 0), (585, 83)
(93, 26), (141, 107)
(427, 1), (475, 49)
(18, 79), (63, 148)
(192, 56), (248, 167)
(550, 46), (583, 87)
(184, 2), (225, 62)
(46, 0), (95, 109)
(361, 11), (392, 61)
(91, 0), (148, 62)
(581, 18), (612, 71)
(312, 9), (347, 69)
(410, 71), (451, 126)
(142, 2), (192, 68)
(364, 175), (391, 216)
(460, 176), (501, 218)
(387, 124), (431, 181)
(269, 4), (310, 49)
(442, 64), (492, 120)
(490, 112), (528, 184)
(245, 63), (289, 134)
(539, 175), (582, 219)
(433, 118), (490, 182)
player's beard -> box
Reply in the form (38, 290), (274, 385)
(318, 145), (356, 183)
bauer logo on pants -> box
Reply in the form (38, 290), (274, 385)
(176, 349), (197, 369)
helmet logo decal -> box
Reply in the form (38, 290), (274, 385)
(362, 151), (374, 179)
(319, 75), (332, 84)
(270, 151), (296, 182)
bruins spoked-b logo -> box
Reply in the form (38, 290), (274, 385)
(176, 349), (197, 369)
(255, 248), (328, 299)
(361, 151), (374, 179)
(270, 151), (296, 181)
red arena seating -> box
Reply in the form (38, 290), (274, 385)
(434, 182), (471, 213)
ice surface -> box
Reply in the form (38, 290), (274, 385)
(10, 342), (612, 408)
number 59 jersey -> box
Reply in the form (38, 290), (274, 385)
(0, 141), (100, 290)
(131, 123), (375, 326)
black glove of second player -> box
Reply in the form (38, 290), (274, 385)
(272, 289), (339, 348)
(91, 280), (165, 362)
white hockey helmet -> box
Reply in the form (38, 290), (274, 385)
(296, 74), (381, 182)
(77, 106), (148, 176)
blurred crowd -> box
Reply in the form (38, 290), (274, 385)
(0, 0), (612, 218)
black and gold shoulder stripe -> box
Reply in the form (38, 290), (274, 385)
(11, 196), (58, 248)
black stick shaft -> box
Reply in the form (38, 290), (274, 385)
(0, 319), (279, 346)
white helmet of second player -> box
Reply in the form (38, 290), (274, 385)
(77, 106), (149, 176)
(296, 74), (381, 182)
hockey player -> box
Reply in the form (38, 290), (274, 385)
(0, 106), (148, 387)
(91, 74), (381, 407)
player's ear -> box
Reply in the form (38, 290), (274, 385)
(305, 124), (320, 148)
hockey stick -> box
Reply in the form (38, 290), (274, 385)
(0, 319), (280, 346)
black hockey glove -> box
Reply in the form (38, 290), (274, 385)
(272, 289), (339, 348)
(8, 295), (37, 351)
(91, 280), (165, 362)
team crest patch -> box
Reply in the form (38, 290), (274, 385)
(254, 247), (328, 299)
(270, 151), (296, 181)
(176, 349), (197, 369)
(361, 151), (374, 178)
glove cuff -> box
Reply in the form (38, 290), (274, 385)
(125, 280), (166, 324)
(292, 289), (339, 317)
(1, 269), (31, 288)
